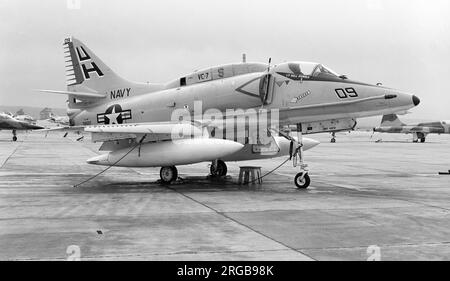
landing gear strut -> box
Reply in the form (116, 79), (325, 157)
(293, 123), (310, 189)
(12, 129), (17, 142)
(330, 132), (336, 143)
(160, 166), (178, 184)
(413, 133), (426, 143)
(210, 160), (227, 177)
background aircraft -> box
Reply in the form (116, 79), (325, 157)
(14, 114), (36, 124)
(47, 112), (69, 126)
(40, 37), (419, 188)
(374, 114), (450, 142)
(0, 112), (43, 141)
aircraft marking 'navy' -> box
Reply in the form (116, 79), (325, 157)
(110, 88), (131, 99)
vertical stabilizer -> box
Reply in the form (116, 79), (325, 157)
(63, 36), (163, 108)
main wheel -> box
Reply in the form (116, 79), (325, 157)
(420, 137), (426, 143)
(210, 160), (227, 177)
(160, 166), (178, 184)
(12, 136), (17, 142)
(294, 172), (310, 189)
(330, 138), (336, 143)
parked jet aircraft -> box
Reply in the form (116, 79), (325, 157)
(39, 37), (419, 188)
(0, 112), (43, 141)
(14, 114), (36, 124)
(374, 114), (449, 142)
(47, 113), (70, 126)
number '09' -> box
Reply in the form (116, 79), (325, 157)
(335, 88), (358, 98)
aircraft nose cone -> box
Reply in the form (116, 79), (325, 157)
(412, 95), (420, 106)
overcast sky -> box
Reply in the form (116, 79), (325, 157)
(0, 0), (449, 120)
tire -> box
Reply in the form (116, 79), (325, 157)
(12, 136), (17, 142)
(294, 172), (310, 189)
(160, 166), (178, 184)
(210, 160), (227, 177)
(330, 138), (336, 143)
(420, 138), (425, 143)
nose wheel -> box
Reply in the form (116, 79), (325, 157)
(294, 172), (310, 189)
(160, 166), (178, 184)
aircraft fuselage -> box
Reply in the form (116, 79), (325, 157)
(69, 65), (418, 129)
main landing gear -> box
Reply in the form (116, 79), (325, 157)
(12, 129), (17, 142)
(210, 159), (227, 177)
(159, 160), (229, 184)
(330, 132), (336, 143)
(160, 166), (178, 184)
(413, 133), (426, 143)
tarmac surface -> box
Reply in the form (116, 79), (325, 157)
(0, 130), (449, 260)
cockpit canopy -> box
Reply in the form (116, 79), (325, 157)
(272, 61), (341, 79)
(311, 64), (340, 78)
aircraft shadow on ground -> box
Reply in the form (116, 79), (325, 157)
(73, 175), (244, 193)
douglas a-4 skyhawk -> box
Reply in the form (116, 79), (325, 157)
(39, 37), (420, 188)
(0, 112), (43, 141)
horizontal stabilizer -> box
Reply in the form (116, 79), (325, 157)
(36, 89), (106, 98)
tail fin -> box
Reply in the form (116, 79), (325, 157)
(380, 114), (406, 127)
(63, 36), (163, 108)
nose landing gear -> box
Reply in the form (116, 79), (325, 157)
(292, 124), (310, 189)
(12, 129), (17, 142)
(274, 124), (312, 189)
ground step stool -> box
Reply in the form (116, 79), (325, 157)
(238, 166), (262, 185)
